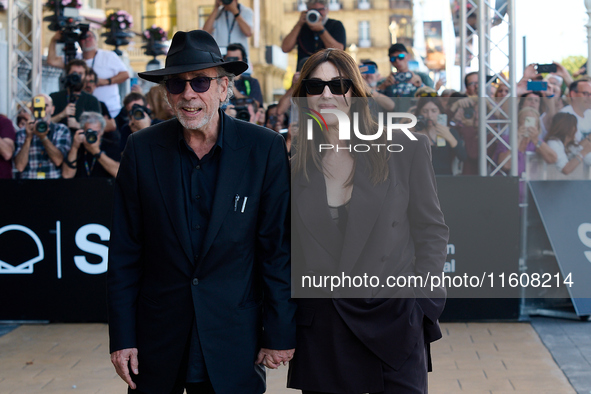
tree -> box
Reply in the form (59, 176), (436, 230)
(560, 55), (587, 77)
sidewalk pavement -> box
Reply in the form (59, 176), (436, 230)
(0, 322), (576, 393)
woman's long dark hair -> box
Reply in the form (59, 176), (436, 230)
(544, 112), (578, 149)
(291, 48), (389, 185)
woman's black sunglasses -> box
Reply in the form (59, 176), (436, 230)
(302, 79), (353, 95)
(165, 76), (222, 95)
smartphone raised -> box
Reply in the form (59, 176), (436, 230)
(437, 114), (447, 126)
(535, 64), (557, 74)
(524, 116), (536, 128)
(359, 64), (377, 74)
(527, 80), (548, 92)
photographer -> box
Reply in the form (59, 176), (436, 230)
(224, 97), (260, 124)
(225, 43), (263, 105)
(281, 0), (346, 65)
(202, 0), (253, 58)
(13, 94), (72, 179)
(48, 30), (129, 118)
(117, 92), (160, 153)
(62, 111), (120, 178)
(50, 60), (101, 131)
(84, 68), (117, 133)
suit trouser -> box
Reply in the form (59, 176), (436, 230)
(128, 381), (215, 394)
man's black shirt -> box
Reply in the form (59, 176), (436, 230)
(50, 90), (101, 127)
(178, 111), (224, 383)
(73, 138), (120, 178)
(296, 18), (346, 66)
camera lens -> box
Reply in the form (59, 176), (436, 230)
(35, 121), (48, 134)
(84, 129), (98, 144)
(132, 108), (145, 120)
(235, 107), (251, 122)
(306, 10), (321, 24)
(221, 0), (233, 4)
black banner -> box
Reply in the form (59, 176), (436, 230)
(0, 177), (521, 322)
(0, 179), (114, 322)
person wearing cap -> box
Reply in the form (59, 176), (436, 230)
(281, 0), (346, 66)
(107, 30), (295, 394)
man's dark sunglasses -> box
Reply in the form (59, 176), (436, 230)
(390, 53), (406, 62)
(302, 79), (353, 95)
(165, 76), (223, 95)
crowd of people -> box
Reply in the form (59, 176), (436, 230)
(1, 0), (590, 185)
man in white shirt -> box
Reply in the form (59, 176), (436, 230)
(560, 79), (591, 142)
(48, 30), (130, 118)
(202, 0), (253, 59)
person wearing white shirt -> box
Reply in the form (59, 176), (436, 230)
(202, 0), (253, 59)
(48, 31), (130, 118)
(545, 112), (591, 175)
(559, 80), (591, 142)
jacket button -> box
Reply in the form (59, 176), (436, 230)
(192, 278), (199, 286)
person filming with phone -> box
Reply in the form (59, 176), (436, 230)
(281, 0), (346, 66)
(413, 96), (467, 175)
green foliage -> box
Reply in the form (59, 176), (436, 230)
(560, 55), (587, 76)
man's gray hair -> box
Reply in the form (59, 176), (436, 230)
(79, 111), (106, 132)
(217, 66), (235, 106)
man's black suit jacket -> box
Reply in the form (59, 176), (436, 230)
(107, 113), (296, 394)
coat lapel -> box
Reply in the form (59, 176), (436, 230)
(339, 158), (392, 276)
(151, 120), (194, 264)
(199, 115), (250, 263)
(294, 165), (343, 264)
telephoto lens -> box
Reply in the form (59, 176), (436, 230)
(131, 104), (151, 120)
(221, 0), (233, 5)
(235, 107), (251, 122)
(306, 9), (321, 24)
(84, 129), (98, 144)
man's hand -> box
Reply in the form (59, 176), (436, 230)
(296, 11), (307, 27)
(129, 112), (151, 133)
(67, 117), (80, 130)
(307, 17), (324, 32)
(24, 121), (36, 139)
(58, 103), (76, 121)
(224, 0), (239, 14)
(72, 129), (85, 150)
(255, 348), (295, 369)
(111, 348), (139, 390)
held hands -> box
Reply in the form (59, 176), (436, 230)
(255, 348), (295, 369)
(72, 129), (86, 150)
(297, 11), (307, 27)
(111, 348), (139, 390)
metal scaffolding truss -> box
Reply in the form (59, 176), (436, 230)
(460, 0), (517, 176)
(7, 0), (43, 120)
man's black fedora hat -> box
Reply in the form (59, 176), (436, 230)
(138, 30), (249, 83)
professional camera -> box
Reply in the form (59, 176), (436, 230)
(84, 129), (98, 144)
(232, 98), (254, 122)
(414, 115), (427, 132)
(221, 0), (233, 5)
(32, 96), (49, 134)
(306, 9), (321, 24)
(131, 104), (152, 120)
(65, 73), (83, 90)
(46, 5), (89, 65)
